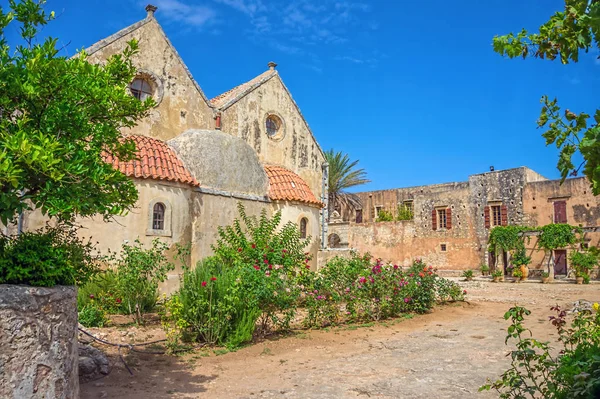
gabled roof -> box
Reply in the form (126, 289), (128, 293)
(84, 14), (213, 108)
(209, 70), (276, 109)
(102, 135), (199, 187)
(264, 165), (323, 207)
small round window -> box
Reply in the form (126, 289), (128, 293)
(265, 115), (282, 138)
(130, 78), (154, 101)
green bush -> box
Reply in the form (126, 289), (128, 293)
(167, 257), (260, 348)
(302, 256), (462, 327)
(212, 203), (308, 333)
(396, 204), (414, 221)
(481, 304), (600, 398)
(0, 224), (99, 287)
(77, 270), (123, 313)
(111, 239), (175, 324)
(375, 210), (394, 222)
(78, 302), (109, 328)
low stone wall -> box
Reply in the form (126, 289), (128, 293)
(317, 248), (354, 270)
(0, 285), (79, 398)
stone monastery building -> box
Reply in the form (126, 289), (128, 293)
(331, 167), (600, 277)
(17, 5), (329, 292)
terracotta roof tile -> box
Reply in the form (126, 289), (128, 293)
(264, 165), (322, 207)
(102, 135), (199, 187)
(209, 70), (275, 109)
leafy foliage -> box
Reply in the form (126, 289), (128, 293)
(480, 304), (600, 398)
(0, 0), (152, 225)
(537, 224), (580, 250)
(0, 224), (99, 286)
(165, 258), (260, 349)
(110, 239), (175, 324)
(488, 226), (529, 253)
(324, 149), (370, 216)
(569, 250), (598, 277)
(78, 302), (108, 328)
(396, 204), (414, 221)
(493, 0), (600, 192)
(375, 209), (394, 222)
(212, 203), (310, 332)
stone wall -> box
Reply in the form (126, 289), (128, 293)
(0, 285), (79, 399)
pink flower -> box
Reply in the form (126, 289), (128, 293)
(201, 281), (207, 287)
(404, 297), (411, 303)
(359, 277), (367, 284)
(89, 294), (95, 299)
(265, 271), (271, 277)
(393, 265), (399, 270)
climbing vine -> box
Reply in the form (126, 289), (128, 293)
(487, 226), (529, 253)
(536, 224), (581, 250)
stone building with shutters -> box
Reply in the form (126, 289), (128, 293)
(331, 167), (600, 276)
(6, 5), (328, 292)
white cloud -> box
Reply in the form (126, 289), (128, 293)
(152, 0), (216, 27)
(213, 0), (266, 16)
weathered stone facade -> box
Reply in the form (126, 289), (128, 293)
(333, 168), (600, 275)
(0, 285), (79, 399)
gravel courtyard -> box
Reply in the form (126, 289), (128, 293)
(81, 281), (600, 398)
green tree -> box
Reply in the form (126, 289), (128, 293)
(493, 0), (600, 193)
(0, 0), (152, 225)
(325, 149), (370, 217)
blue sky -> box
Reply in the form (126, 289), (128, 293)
(5, 0), (598, 191)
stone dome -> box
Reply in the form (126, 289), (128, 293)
(167, 129), (268, 196)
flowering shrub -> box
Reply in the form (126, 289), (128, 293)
(212, 203), (309, 333)
(78, 302), (108, 328)
(164, 257), (260, 348)
(301, 256), (464, 327)
(481, 304), (600, 398)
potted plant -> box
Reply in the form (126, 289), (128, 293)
(541, 271), (550, 284)
(569, 250), (597, 285)
(511, 248), (531, 281)
(462, 269), (474, 281)
(512, 268), (523, 283)
(480, 264), (490, 276)
(491, 270), (502, 283)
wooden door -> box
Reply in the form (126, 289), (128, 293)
(554, 250), (567, 275)
(554, 201), (567, 223)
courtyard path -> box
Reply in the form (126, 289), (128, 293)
(81, 281), (600, 398)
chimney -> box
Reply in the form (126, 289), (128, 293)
(145, 4), (158, 18)
(215, 112), (222, 130)
(268, 61), (277, 70)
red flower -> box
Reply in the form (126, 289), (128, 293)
(211, 277), (217, 281)
(254, 265), (260, 270)
(463, 290), (467, 295)
(264, 259), (269, 264)
(237, 247), (243, 253)
(268, 264), (273, 269)
(282, 249), (287, 253)
(201, 281), (207, 287)
(305, 264), (310, 269)
(251, 243), (256, 249)
(116, 298), (122, 304)
(419, 272), (425, 278)
(89, 294), (95, 299)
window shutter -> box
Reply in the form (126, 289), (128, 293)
(501, 205), (508, 226)
(446, 208), (452, 229)
(431, 209), (437, 230)
(554, 201), (567, 223)
(484, 206), (490, 229)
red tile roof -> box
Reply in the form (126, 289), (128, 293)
(209, 70), (275, 108)
(103, 135), (199, 187)
(264, 165), (322, 207)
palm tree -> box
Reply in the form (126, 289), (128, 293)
(325, 149), (370, 219)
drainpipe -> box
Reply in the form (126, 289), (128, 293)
(321, 161), (329, 249)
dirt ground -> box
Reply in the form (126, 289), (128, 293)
(80, 280), (600, 398)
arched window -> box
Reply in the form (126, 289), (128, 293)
(300, 217), (308, 239)
(152, 202), (165, 230)
(328, 233), (341, 248)
(130, 77), (153, 101)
